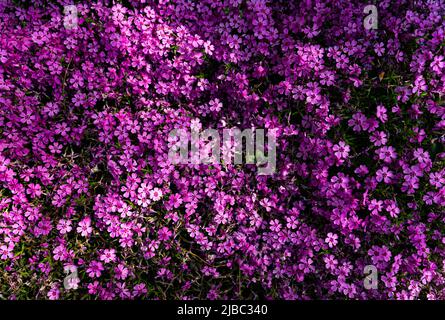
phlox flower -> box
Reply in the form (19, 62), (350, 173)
(333, 141), (350, 160)
(77, 217), (93, 237)
(325, 233), (338, 248)
(377, 146), (397, 163)
(100, 249), (117, 263)
(149, 187), (163, 201)
(87, 261), (104, 278)
(376, 167), (394, 184)
(56, 219), (72, 235)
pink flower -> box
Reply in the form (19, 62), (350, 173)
(325, 233), (338, 248)
(100, 249), (117, 263)
(77, 218), (92, 237)
(376, 105), (388, 123)
(158, 227), (173, 241)
(149, 187), (163, 201)
(47, 287), (60, 300)
(377, 146), (397, 163)
(376, 167), (394, 184)
(370, 131), (387, 146)
(87, 261), (104, 278)
(374, 42), (385, 56)
(333, 141), (350, 159)
(385, 201), (400, 218)
(27, 183), (42, 198)
(0, 244), (14, 260)
(348, 112), (369, 132)
(57, 219), (72, 235)
(269, 219), (281, 232)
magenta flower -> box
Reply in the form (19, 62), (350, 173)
(87, 261), (104, 278)
(376, 167), (394, 184)
(0, 0), (443, 301)
(325, 233), (338, 248)
(377, 146), (397, 163)
(333, 141), (350, 160)
(77, 218), (92, 237)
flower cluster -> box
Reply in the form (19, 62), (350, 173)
(0, 0), (444, 300)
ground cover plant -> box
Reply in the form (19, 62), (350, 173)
(0, 0), (444, 300)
